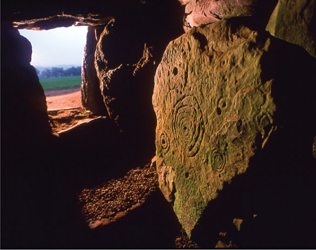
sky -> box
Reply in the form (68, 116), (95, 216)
(19, 26), (88, 68)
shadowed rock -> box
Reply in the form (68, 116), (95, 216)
(1, 25), (52, 141)
(266, 0), (316, 58)
(81, 26), (108, 115)
(93, 1), (184, 152)
(1, 24), (74, 248)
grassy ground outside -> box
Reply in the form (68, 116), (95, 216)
(40, 76), (82, 91)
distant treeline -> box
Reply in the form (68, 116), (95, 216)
(35, 66), (81, 79)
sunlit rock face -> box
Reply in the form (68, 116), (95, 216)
(153, 19), (277, 236)
(181, 0), (259, 30)
(266, 0), (316, 58)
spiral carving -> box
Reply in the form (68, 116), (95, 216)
(160, 132), (170, 153)
(172, 96), (204, 157)
(210, 149), (226, 172)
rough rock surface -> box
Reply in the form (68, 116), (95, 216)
(5, 0), (143, 29)
(94, 18), (157, 149)
(266, 0), (316, 58)
(2, 0), (316, 247)
(2, 27), (52, 138)
(1, 25), (74, 248)
(93, 4), (184, 150)
(153, 19), (277, 236)
(7, 0), (183, 31)
(181, 0), (259, 30)
(95, 19), (153, 122)
(81, 26), (107, 115)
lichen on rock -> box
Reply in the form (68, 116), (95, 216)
(153, 19), (277, 236)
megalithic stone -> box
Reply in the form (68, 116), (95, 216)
(153, 19), (277, 237)
(266, 0), (316, 59)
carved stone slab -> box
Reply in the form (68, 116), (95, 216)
(153, 20), (277, 236)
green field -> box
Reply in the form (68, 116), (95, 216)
(39, 76), (82, 91)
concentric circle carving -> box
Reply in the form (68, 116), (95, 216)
(210, 149), (226, 172)
(172, 96), (204, 157)
(160, 132), (170, 153)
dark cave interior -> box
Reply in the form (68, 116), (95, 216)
(2, 0), (316, 248)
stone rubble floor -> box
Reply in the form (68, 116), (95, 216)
(48, 106), (200, 248)
(78, 163), (158, 227)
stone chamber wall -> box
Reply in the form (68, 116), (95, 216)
(1, 0), (316, 248)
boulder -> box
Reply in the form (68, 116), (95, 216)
(181, 0), (259, 30)
(153, 19), (278, 236)
(1, 25), (75, 248)
(266, 0), (316, 58)
(93, 2), (184, 151)
(1, 26), (52, 139)
(81, 25), (107, 115)
(94, 18), (157, 149)
(153, 15), (316, 242)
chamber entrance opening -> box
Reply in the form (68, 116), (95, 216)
(19, 26), (97, 133)
(19, 25), (88, 110)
